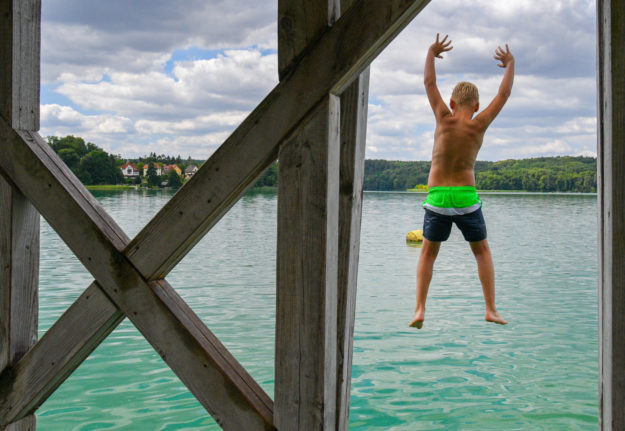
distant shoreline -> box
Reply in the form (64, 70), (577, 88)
(85, 185), (597, 195)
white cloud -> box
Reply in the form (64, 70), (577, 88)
(41, 104), (133, 137)
(39, 0), (598, 161)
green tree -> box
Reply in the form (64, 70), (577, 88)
(167, 170), (182, 188)
(78, 150), (122, 185)
(147, 164), (159, 187)
(58, 148), (80, 171)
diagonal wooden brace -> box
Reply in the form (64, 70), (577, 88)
(0, 124), (274, 431)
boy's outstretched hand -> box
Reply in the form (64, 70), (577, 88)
(494, 44), (514, 68)
(430, 33), (453, 59)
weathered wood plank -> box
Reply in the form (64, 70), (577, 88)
(598, 1), (625, 429)
(4, 416), (34, 431)
(335, 68), (369, 431)
(278, 0), (339, 79)
(0, 0), (40, 130)
(0, 283), (123, 425)
(275, 95), (340, 430)
(0, 178), (39, 369)
(0, 1), (41, 429)
(125, 0), (430, 281)
(0, 124), (274, 430)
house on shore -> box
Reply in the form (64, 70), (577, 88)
(121, 162), (140, 178)
(143, 163), (163, 176)
(185, 165), (198, 179)
(164, 164), (182, 176)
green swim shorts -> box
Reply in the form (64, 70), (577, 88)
(422, 186), (482, 215)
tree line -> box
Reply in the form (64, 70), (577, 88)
(47, 136), (199, 188)
(47, 135), (596, 193)
(363, 157), (597, 193)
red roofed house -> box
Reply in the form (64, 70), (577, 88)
(143, 163), (163, 176)
(120, 162), (140, 178)
(163, 164), (182, 176)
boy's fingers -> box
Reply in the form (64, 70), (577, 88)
(436, 33), (440, 42)
(506, 44), (510, 52)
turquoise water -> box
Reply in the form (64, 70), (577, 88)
(36, 190), (598, 430)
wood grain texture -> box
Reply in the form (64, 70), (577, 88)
(278, 0), (339, 79)
(0, 178), (40, 431)
(335, 68), (369, 431)
(0, 283), (123, 426)
(0, 124), (274, 430)
(0, 2), (40, 428)
(598, 1), (625, 429)
(4, 416), (34, 431)
(125, 0), (429, 282)
(0, 179), (39, 368)
(0, 0), (40, 130)
(275, 95), (340, 431)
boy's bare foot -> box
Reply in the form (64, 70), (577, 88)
(409, 309), (425, 329)
(485, 309), (508, 325)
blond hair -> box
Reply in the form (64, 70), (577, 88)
(451, 81), (479, 107)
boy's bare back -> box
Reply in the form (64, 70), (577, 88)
(424, 34), (515, 187)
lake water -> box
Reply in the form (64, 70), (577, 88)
(36, 190), (598, 430)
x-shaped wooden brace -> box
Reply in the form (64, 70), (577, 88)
(0, 0), (429, 429)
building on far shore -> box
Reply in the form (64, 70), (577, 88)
(121, 162), (140, 178)
(164, 164), (182, 176)
(185, 165), (198, 179)
(143, 163), (163, 176)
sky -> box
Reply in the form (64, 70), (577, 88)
(39, 0), (598, 161)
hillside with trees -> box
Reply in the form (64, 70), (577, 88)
(47, 135), (123, 185)
(364, 157), (596, 193)
(46, 135), (596, 193)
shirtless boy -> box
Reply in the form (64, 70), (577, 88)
(409, 34), (514, 328)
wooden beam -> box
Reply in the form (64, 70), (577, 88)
(335, 67), (369, 431)
(0, 283), (124, 425)
(0, 125), (274, 431)
(125, 0), (430, 281)
(0, 0), (40, 131)
(598, 1), (625, 429)
(0, 180), (39, 431)
(0, 178), (39, 368)
(277, 0), (339, 79)
(275, 95), (340, 430)
(0, 1), (40, 430)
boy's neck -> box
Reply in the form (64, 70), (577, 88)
(452, 107), (475, 120)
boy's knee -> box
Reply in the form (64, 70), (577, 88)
(470, 239), (490, 256)
(421, 240), (441, 259)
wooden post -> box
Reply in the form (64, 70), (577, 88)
(276, 95), (340, 430)
(597, 1), (625, 429)
(276, 2), (341, 429)
(335, 67), (369, 430)
(0, 1), (41, 430)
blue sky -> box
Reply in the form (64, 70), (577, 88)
(39, 0), (597, 161)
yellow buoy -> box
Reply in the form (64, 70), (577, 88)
(406, 229), (423, 242)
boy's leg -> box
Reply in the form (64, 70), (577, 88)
(409, 238), (441, 328)
(469, 239), (507, 325)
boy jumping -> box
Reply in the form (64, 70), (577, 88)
(409, 34), (514, 328)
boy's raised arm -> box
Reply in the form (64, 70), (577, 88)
(475, 44), (515, 128)
(424, 33), (452, 120)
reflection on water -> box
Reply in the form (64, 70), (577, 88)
(38, 190), (597, 430)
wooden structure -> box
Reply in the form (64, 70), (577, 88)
(597, 1), (625, 430)
(0, 0), (428, 429)
(0, 0), (622, 429)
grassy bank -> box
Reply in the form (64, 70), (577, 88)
(86, 184), (138, 190)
